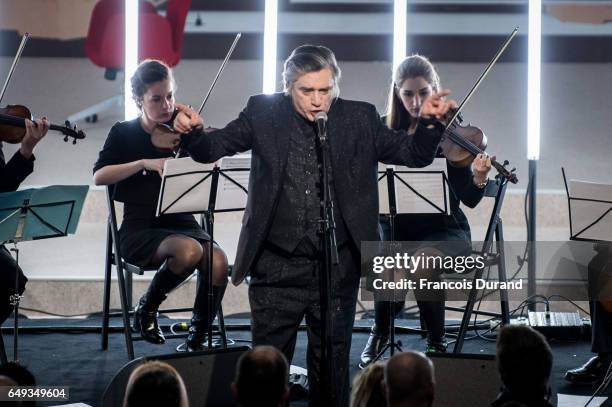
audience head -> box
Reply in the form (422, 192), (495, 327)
(0, 363), (36, 407)
(496, 325), (553, 401)
(123, 360), (188, 407)
(232, 346), (289, 407)
(351, 361), (386, 407)
(384, 351), (435, 407)
(0, 362), (35, 386)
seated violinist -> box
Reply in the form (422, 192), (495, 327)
(360, 55), (493, 367)
(93, 59), (229, 351)
(1, 117), (50, 326)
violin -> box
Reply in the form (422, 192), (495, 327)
(0, 33), (85, 145)
(150, 33), (242, 153)
(0, 104), (85, 144)
(434, 27), (519, 184)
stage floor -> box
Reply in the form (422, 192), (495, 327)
(1, 316), (610, 406)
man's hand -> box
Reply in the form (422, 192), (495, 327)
(20, 117), (50, 159)
(420, 90), (458, 122)
(173, 103), (204, 134)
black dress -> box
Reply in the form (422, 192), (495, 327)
(93, 119), (210, 267)
(379, 114), (486, 250)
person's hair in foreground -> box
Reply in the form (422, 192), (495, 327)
(123, 360), (189, 407)
(384, 351), (435, 407)
(232, 346), (289, 407)
(351, 361), (386, 407)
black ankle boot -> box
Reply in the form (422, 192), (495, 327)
(133, 261), (185, 344)
(185, 284), (227, 352)
(359, 326), (388, 369)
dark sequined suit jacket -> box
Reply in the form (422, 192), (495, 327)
(183, 93), (442, 285)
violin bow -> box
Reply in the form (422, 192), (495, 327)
(444, 27), (518, 129)
(0, 33), (30, 105)
(172, 33), (242, 158)
(441, 27), (519, 183)
(198, 32), (242, 115)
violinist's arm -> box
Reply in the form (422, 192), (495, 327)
(93, 125), (169, 185)
(0, 145), (33, 193)
(93, 158), (169, 185)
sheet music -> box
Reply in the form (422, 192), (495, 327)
(557, 393), (606, 407)
(217, 155), (251, 210)
(393, 158), (450, 214)
(569, 179), (612, 242)
(157, 156), (250, 216)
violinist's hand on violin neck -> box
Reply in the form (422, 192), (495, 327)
(20, 117), (50, 158)
(420, 89), (458, 122)
(173, 103), (204, 134)
(142, 157), (171, 178)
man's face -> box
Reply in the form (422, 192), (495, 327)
(289, 68), (335, 121)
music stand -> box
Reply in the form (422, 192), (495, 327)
(562, 168), (612, 243)
(562, 168), (612, 397)
(373, 160), (450, 362)
(0, 185), (88, 362)
(157, 156), (250, 350)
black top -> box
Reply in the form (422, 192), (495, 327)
(381, 115), (485, 242)
(93, 119), (209, 266)
(0, 142), (34, 193)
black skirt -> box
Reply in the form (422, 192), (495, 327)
(119, 209), (210, 267)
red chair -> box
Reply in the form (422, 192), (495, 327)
(69, 0), (191, 123)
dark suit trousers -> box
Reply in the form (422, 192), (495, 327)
(248, 242), (360, 407)
(0, 245), (27, 324)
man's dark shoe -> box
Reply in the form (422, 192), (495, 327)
(565, 356), (610, 385)
(133, 301), (165, 344)
(359, 329), (388, 369)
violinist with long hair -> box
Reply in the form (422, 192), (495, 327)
(360, 55), (493, 367)
(93, 59), (228, 351)
(1, 117), (50, 326)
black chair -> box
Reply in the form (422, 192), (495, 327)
(449, 176), (511, 352)
(100, 186), (228, 360)
(0, 330), (7, 364)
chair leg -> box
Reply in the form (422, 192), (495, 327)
(217, 303), (228, 348)
(116, 260), (135, 360)
(495, 221), (511, 325)
(126, 269), (133, 310)
(0, 330), (7, 364)
(101, 223), (113, 350)
(101, 224), (113, 350)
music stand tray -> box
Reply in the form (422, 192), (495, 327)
(0, 184), (88, 362)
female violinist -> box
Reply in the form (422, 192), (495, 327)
(1, 117), (50, 327)
(360, 55), (493, 366)
(93, 59), (228, 351)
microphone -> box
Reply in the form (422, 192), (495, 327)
(315, 111), (328, 141)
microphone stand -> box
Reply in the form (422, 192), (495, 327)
(316, 116), (338, 406)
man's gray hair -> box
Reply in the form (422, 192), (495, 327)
(282, 45), (341, 97)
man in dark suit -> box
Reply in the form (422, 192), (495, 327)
(1, 118), (49, 328)
(171, 45), (456, 406)
(565, 243), (612, 385)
